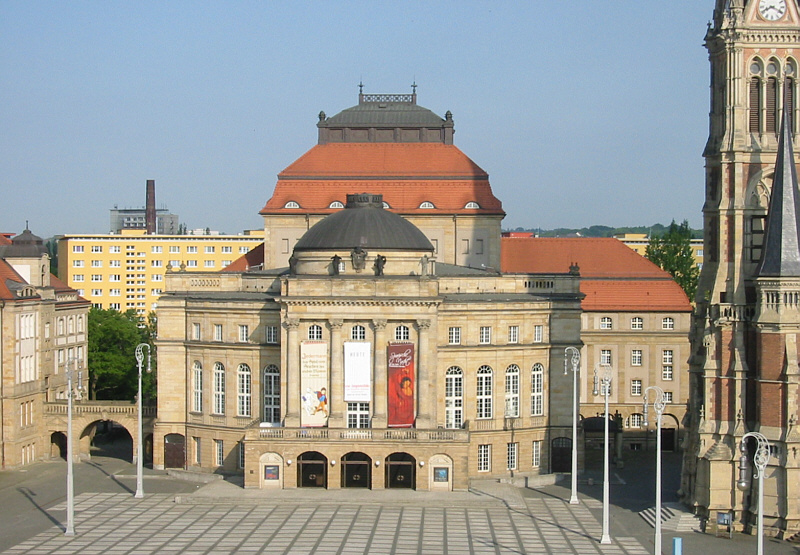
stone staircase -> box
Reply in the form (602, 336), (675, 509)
(639, 502), (703, 532)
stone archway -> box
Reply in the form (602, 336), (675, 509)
(82, 420), (134, 462)
(341, 452), (371, 488)
(385, 452), (416, 489)
(298, 451), (327, 488)
(50, 431), (67, 459)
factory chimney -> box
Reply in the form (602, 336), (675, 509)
(145, 179), (156, 234)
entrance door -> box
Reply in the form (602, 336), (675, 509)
(551, 437), (571, 472)
(386, 452), (415, 489)
(342, 452), (371, 488)
(298, 451), (327, 488)
(661, 428), (676, 452)
(164, 434), (185, 469)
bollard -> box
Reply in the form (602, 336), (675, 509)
(672, 537), (682, 555)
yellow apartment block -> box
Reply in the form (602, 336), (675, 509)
(613, 233), (704, 270)
(57, 230), (263, 316)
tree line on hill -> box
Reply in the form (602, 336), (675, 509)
(506, 222), (702, 239)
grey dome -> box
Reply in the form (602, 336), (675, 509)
(294, 194), (434, 252)
(5, 229), (46, 258)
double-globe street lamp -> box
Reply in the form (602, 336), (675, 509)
(564, 347), (581, 505)
(642, 386), (666, 555)
(134, 343), (152, 499)
(64, 357), (84, 536)
(737, 431), (771, 555)
(592, 365), (613, 545)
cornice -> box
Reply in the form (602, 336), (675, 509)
(280, 297), (441, 308)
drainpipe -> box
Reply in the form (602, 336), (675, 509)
(452, 215), (457, 266)
(0, 300), (5, 469)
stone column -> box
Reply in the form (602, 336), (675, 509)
(328, 319), (344, 428)
(372, 319), (388, 428)
(415, 319), (433, 429)
(284, 319), (300, 427)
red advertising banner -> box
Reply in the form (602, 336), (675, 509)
(387, 343), (415, 427)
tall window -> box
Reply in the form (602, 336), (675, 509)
(214, 324), (223, 341)
(351, 325), (366, 341)
(395, 325), (410, 341)
(664, 391), (673, 403)
(662, 317), (674, 330)
(631, 317), (643, 330)
(308, 324), (323, 340)
(630, 413), (643, 428)
(193, 437), (201, 465)
(476, 366), (493, 419)
(347, 402), (370, 428)
(262, 365), (280, 424)
(750, 75), (762, 133)
(507, 443), (518, 471)
(504, 365), (520, 418)
(532, 441), (542, 468)
(238, 325), (249, 342)
(508, 326), (519, 344)
(213, 362), (225, 414)
(631, 379), (642, 396)
(662, 350), (674, 380)
(192, 361), (203, 412)
(478, 444), (491, 472)
(600, 317), (612, 330)
(238, 441), (245, 469)
(192, 323), (201, 340)
(448, 327), (461, 345)
(600, 349), (612, 366)
(631, 349), (643, 366)
(445, 367), (463, 429)
(767, 76), (778, 133)
(266, 326), (278, 344)
(533, 325), (543, 343)
(215, 439), (224, 466)
(479, 326), (491, 344)
(237, 364), (251, 417)
(531, 363), (544, 416)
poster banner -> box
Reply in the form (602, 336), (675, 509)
(344, 342), (372, 402)
(387, 342), (415, 427)
(300, 341), (329, 427)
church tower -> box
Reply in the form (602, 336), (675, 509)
(683, 0), (800, 536)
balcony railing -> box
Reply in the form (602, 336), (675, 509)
(44, 400), (157, 418)
(248, 427), (469, 442)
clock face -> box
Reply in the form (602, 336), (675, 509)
(759, 0), (787, 21)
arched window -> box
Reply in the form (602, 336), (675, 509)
(237, 364), (251, 417)
(600, 317), (612, 330)
(351, 325), (366, 341)
(263, 364), (281, 424)
(395, 325), (410, 341)
(477, 365), (493, 419)
(382, 201), (391, 209)
(750, 61), (762, 133)
(445, 366), (463, 429)
(531, 363), (544, 416)
(308, 324), (323, 340)
(329, 201), (344, 209)
(419, 201), (435, 209)
(767, 76), (778, 133)
(284, 201), (300, 209)
(68, 317), (75, 334)
(464, 201), (480, 209)
(77, 316), (84, 333)
(504, 365), (520, 418)
(662, 317), (674, 330)
(192, 361), (203, 413)
(213, 362), (225, 415)
(57, 318), (64, 335)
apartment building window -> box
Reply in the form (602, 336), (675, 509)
(600, 317), (613, 330)
(308, 324), (323, 340)
(662, 317), (674, 330)
(238, 325), (249, 342)
(478, 444), (491, 472)
(204, 260), (215, 268)
(347, 402), (370, 428)
(662, 350), (674, 380)
(91, 260), (102, 267)
(351, 325), (366, 341)
(110, 303), (120, 310)
(73, 275), (84, 282)
(505, 365), (520, 418)
(508, 326), (519, 344)
(73, 260), (84, 268)
(222, 260), (231, 267)
(215, 439), (224, 466)
(193, 437), (201, 465)
(263, 365), (281, 424)
(631, 317), (643, 330)
(395, 325), (410, 341)
(600, 349), (612, 366)
(476, 365), (493, 419)
(91, 275), (102, 282)
(532, 441), (542, 468)
(91, 289), (102, 296)
(507, 443), (518, 471)
(110, 246), (121, 253)
(192, 362), (203, 412)
(187, 246), (197, 253)
(205, 246), (215, 254)
(631, 349), (643, 366)
(239, 246), (249, 254)
(222, 246), (232, 253)
(110, 275), (120, 282)
(266, 326), (278, 344)
(91, 245), (102, 253)
(192, 323), (201, 340)
(479, 326), (491, 344)
(237, 364), (251, 417)
(663, 391), (673, 403)
(152, 275), (163, 282)
(213, 363), (225, 414)
(445, 366), (463, 429)
(72, 245), (84, 253)
(214, 324), (223, 341)
(631, 379), (642, 396)
(151, 246), (162, 253)
(448, 327), (461, 345)
(531, 363), (544, 416)
(187, 260), (197, 268)
(110, 260), (120, 267)
(534, 325), (543, 343)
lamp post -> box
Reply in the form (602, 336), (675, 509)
(64, 357), (84, 536)
(593, 365), (613, 545)
(564, 346), (581, 505)
(642, 386), (666, 555)
(134, 343), (151, 499)
(737, 431), (771, 555)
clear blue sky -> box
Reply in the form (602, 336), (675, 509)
(1, 1), (711, 238)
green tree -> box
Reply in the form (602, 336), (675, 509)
(645, 219), (700, 300)
(87, 307), (153, 400)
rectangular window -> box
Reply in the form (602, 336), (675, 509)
(109, 246), (121, 253)
(193, 437), (201, 465)
(109, 260), (121, 267)
(475, 239), (484, 255)
(169, 246), (180, 253)
(662, 350), (674, 380)
(600, 317), (613, 330)
(532, 441), (542, 468)
(91, 245), (102, 253)
(193, 365), (203, 412)
(215, 439), (224, 466)
(109, 275), (121, 282)
(238, 441), (245, 469)
(281, 238), (290, 254)
(664, 391), (673, 403)
(73, 260), (84, 268)
(505, 368), (519, 418)
(239, 246), (249, 254)
(214, 324), (223, 342)
(91, 260), (102, 267)
(478, 444), (491, 472)
(239, 325), (249, 342)
(631, 317), (643, 330)
(508, 326), (519, 344)
(479, 326), (491, 344)
(152, 260), (163, 267)
(600, 349), (612, 366)
(91, 289), (102, 296)
(187, 260), (198, 268)
(448, 327), (461, 345)
(151, 246), (163, 253)
(221, 246), (232, 253)
(347, 402), (370, 429)
(213, 366), (225, 414)
(204, 260), (215, 268)
(533, 325), (543, 343)
(631, 379), (642, 396)
(266, 326), (278, 344)
(461, 239), (470, 254)
(187, 246), (198, 253)
(662, 317), (675, 330)
(72, 245), (84, 253)
(507, 443), (518, 471)
(631, 349), (642, 366)
(91, 275), (102, 282)
(151, 274), (163, 282)
(193, 323), (201, 340)
(205, 246), (215, 254)
(431, 238), (439, 254)
(73, 275), (84, 282)
(110, 288), (121, 296)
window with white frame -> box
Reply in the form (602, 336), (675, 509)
(629, 413), (644, 428)
(631, 379), (642, 396)
(214, 439), (224, 466)
(532, 441), (542, 467)
(187, 246), (198, 253)
(91, 260), (102, 267)
(192, 362), (203, 412)
(152, 274), (163, 282)
(91, 245), (102, 253)
(662, 350), (674, 380)
(151, 246), (162, 253)
(507, 443), (518, 470)
(110, 245), (121, 253)
(351, 325), (366, 341)
(239, 246), (249, 254)
(213, 362), (225, 414)
(531, 363), (544, 416)
(534, 325), (543, 343)
(479, 326), (491, 344)
(262, 364), (280, 424)
(192, 323), (201, 340)
(238, 441), (245, 469)
(445, 366), (463, 429)
(221, 246), (232, 253)
(663, 391), (673, 403)
(508, 326), (519, 344)
(193, 437), (201, 464)
(91, 274), (102, 282)
(205, 246), (215, 254)
(308, 324), (323, 340)
(631, 349), (643, 366)
(238, 325), (249, 342)
(204, 260), (215, 268)
(505, 365), (520, 418)
(631, 317), (643, 330)
(169, 246), (180, 253)
(110, 260), (120, 267)
(600, 317), (613, 329)
(237, 364), (251, 417)
(214, 324), (223, 341)
(600, 349), (612, 366)
(395, 325), (410, 341)
(448, 327), (461, 345)
(266, 326), (278, 344)
(478, 444), (491, 472)
(187, 261), (198, 268)
(662, 317), (674, 330)
(109, 274), (120, 282)
(74, 275), (84, 282)
(72, 245), (84, 253)
(347, 402), (370, 428)
(152, 260), (163, 267)
(91, 289), (102, 296)
(476, 365), (493, 419)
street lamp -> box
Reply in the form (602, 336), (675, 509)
(564, 346), (581, 505)
(64, 357), (84, 536)
(593, 365), (613, 545)
(642, 386), (666, 555)
(737, 431), (771, 555)
(134, 343), (152, 499)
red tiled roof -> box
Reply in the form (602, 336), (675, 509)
(0, 235), (12, 245)
(261, 143), (503, 216)
(222, 243), (264, 272)
(582, 280), (691, 312)
(0, 259), (26, 300)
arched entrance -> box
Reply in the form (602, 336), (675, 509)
(50, 431), (67, 459)
(341, 452), (371, 488)
(164, 434), (186, 468)
(298, 451), (327, 488)
(84, 420), (133, 462)
(551, 437), (571, 472)
(385, 452), (415, 489)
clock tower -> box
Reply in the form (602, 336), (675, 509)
(683, 0), (800, 536)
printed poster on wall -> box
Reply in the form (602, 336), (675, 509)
(387, 342), (415, 427)
(344, 342), (372, 402)
(300, 341), (329, 427)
